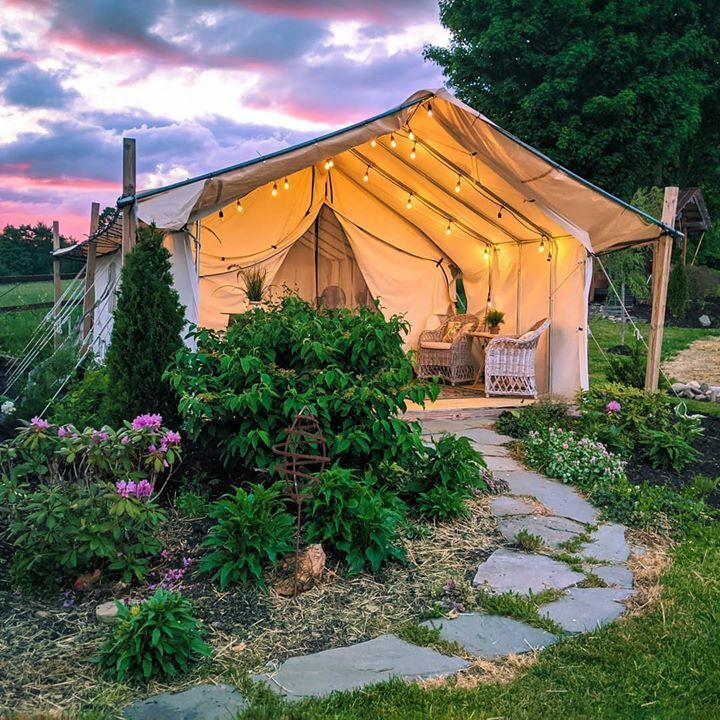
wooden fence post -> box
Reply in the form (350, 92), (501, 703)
(82, 202), (100, 349)
(52, 220), (61, 348)
(644, 186), (679, 391)
(122, 138), (137, 262)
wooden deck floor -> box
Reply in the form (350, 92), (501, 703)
(406, 383), (536, 413)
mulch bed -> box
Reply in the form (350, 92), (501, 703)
(632, 296), (720, 328)
(626, 414), (720, 508)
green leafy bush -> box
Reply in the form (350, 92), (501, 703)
(495, 397), (571, 439)
(305, 466), (406, 575)
(403, 434), (488, 520)
(166, 295), (437, 475)
(175, 486), (211, 518)
(199, 483), (295, 588)
(95, 589), (211, 683)
(51, 362), (111, 429)
(104, 224), (186, 426)
(606, 341), (647, 389)
(667, 262), (690, 317)
(686, 264), (719, 309)
(641, 430), (699, 472)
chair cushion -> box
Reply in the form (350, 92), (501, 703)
(420, 341), (452, 350)
(424, 314), (443, 332)
(442, 321), (464, 343)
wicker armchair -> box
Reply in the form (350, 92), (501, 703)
(417, 313), (479, 385)
(484, 318), (550, 397)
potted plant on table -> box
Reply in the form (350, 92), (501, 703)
(485, 309), (505, 334)
(241, 268), (268, 308)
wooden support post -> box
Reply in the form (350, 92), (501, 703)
(82, 202), (100, 349)
(644, 186), (679, 391)
(52, 220), (61, 348)
(121, 137), (137, 262)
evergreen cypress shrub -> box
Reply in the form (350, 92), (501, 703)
(104, 225), (185, 424)
(667, 262), (690, 318)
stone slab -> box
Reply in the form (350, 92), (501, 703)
(538, 588), (632, 633)
(498, 471), (599, 524)
(489, 496), (536, 518)
(497, 515), (585, 550)
(96, 600), (119, 625)
(123, 685), (247, 720)
(580, 523), (630, 563)
(484, 455), (525, 472)
(474, 444), (510, 457)
(253, 634), (468, 700)
(589, 564), (634, 589)
(458, 428), (513, 445)
(473, 548), (584, 595)
(420, 419), (488, 436)
(422, 613), (559, 658)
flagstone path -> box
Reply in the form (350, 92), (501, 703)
(124, 409), (644, 719)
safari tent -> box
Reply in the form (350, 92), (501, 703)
(57, 89), (678, 398)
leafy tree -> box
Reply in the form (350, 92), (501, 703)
(103, 225), (186, 424)
(0, 223), (75, 275)
(426, 1), (720, 263)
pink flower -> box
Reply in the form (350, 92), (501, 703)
(131, 413), (163, 430)
(92, 430), (110, 443)
(163, 430), (181, 446)
(148, 443), (157, 454)
(121, 435), (131, 445)
(135, 479), (153, 498)
(116, 480), (130, 498)
(57, 425), (71, 438)
(605, 400), (621, 414)
(160, 549), (170, 560)
(30, 416), (50, 430)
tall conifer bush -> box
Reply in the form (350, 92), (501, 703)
(104, 225), (185, 424)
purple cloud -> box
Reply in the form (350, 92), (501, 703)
(2, 62), (79, 108)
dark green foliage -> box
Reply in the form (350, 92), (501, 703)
(0, 222), (74, 275)
(641, 430), (699, 473)
(50, 363), (110, 429)
(667, 262), (690, 317)
(104, 225), (185, 425)
(403, 434), (488, 521)
(496, 397), (571, 439)
(95, 589), (211, 683)
(304, 466), (406, 575)
(606, 341), (646, 389)
(686, 264), (719, 308)
(199, 483), (295, 588)
(167, 295), (436, 474)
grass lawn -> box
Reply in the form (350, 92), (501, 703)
(0, 280), (79, 358)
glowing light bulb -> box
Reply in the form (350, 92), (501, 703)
(324, 159), (331, 170)
(484, 247), (490, 261)
(219, 209), (224, 221)
(283, 177), (290, 190)
(363, 166), (369, 182)
(454, 175), (461, 193)
(539, 238), (546, 253)
(410, 142), (417, 160)
(427, 103), (433, 117)
(408, 128), (415, 141)
(406, 193), (413, 210)
(271, 183), (278, 197)
(446, 222), (452, 236)
(236, 199), (243, 213)
(328, 158), (334, 168)
(370, 138), (377, 147)
(390, 134), (397, 149)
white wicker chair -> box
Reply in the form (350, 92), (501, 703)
(417, 313), (478, 385)
(484, 318), (550, 397)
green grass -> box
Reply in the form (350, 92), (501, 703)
(474, 588), (564, 635)
(226, 525), (720, 719)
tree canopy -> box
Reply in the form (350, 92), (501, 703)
(0, 223), (74, 276)
(426, 0), (720, 264)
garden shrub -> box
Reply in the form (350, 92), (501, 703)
(605, 341), (647, 389)
(667, 261), (690, 317)
(51, 362), (111, 429)
(495, 397), (571, 439)
(305, 466), (406, 575)
(166, 295), (437, 475)
(686, 264), (719, 309)
(104, 224), (186, 426)
(198, 483), (295, 588)
(641, 430), (699, 473)
(0, 414), (182, 586)
(95, 589), (211, 683)
(403, 433), (488, 520)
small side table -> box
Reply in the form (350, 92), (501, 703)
(467, 331), (518, 386)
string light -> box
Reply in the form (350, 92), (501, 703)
(390, 134), (397, 149)
(427, 103), (433, 117)
(271, 182), (278, 197)
(408, 128), (415, 141)
(283, 177), (290, 190)
(539, 237), (546, 253)
(236, 199), (243, 213)
(454, 175), (461, 193)
(218, 209), (224, 221)
(406, 192), (413, 210)
(370, 138), (377, 147)
(363, 166), (370, 182)
(498, 206), (504, 219)
(446, 221), (452, 236)
(410, 142), (417, 160)
(324, 158), (334, 170)
(483, 246), (490, 262)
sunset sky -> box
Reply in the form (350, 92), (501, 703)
(0, 0), (448, 239)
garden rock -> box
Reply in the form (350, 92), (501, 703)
(422, 613), (559, 658)
(489, 496), (536, 517)
(253, 634), (468, 700)
(699, 314), (711, 327)
(95, 600), (119, 625)
(589, 564), (634, 588)
(473, 548), (584, 594)
(538, 587), (632, 633)
(579, 523), (630, 563)
(499, 471), (599, 524)
(497, 514), (585, 549)
(123, 684), (247, 720)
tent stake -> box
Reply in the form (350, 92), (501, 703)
(644, 187), (679, 391)
(121, 138), (137, 262)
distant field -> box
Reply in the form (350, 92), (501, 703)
(0, 280), (81, 358)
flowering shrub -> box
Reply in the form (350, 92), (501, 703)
(523, 427), (626, 489)
(95, 589), (211, 683)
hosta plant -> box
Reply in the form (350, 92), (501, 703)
(95, 589), (211, 683)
